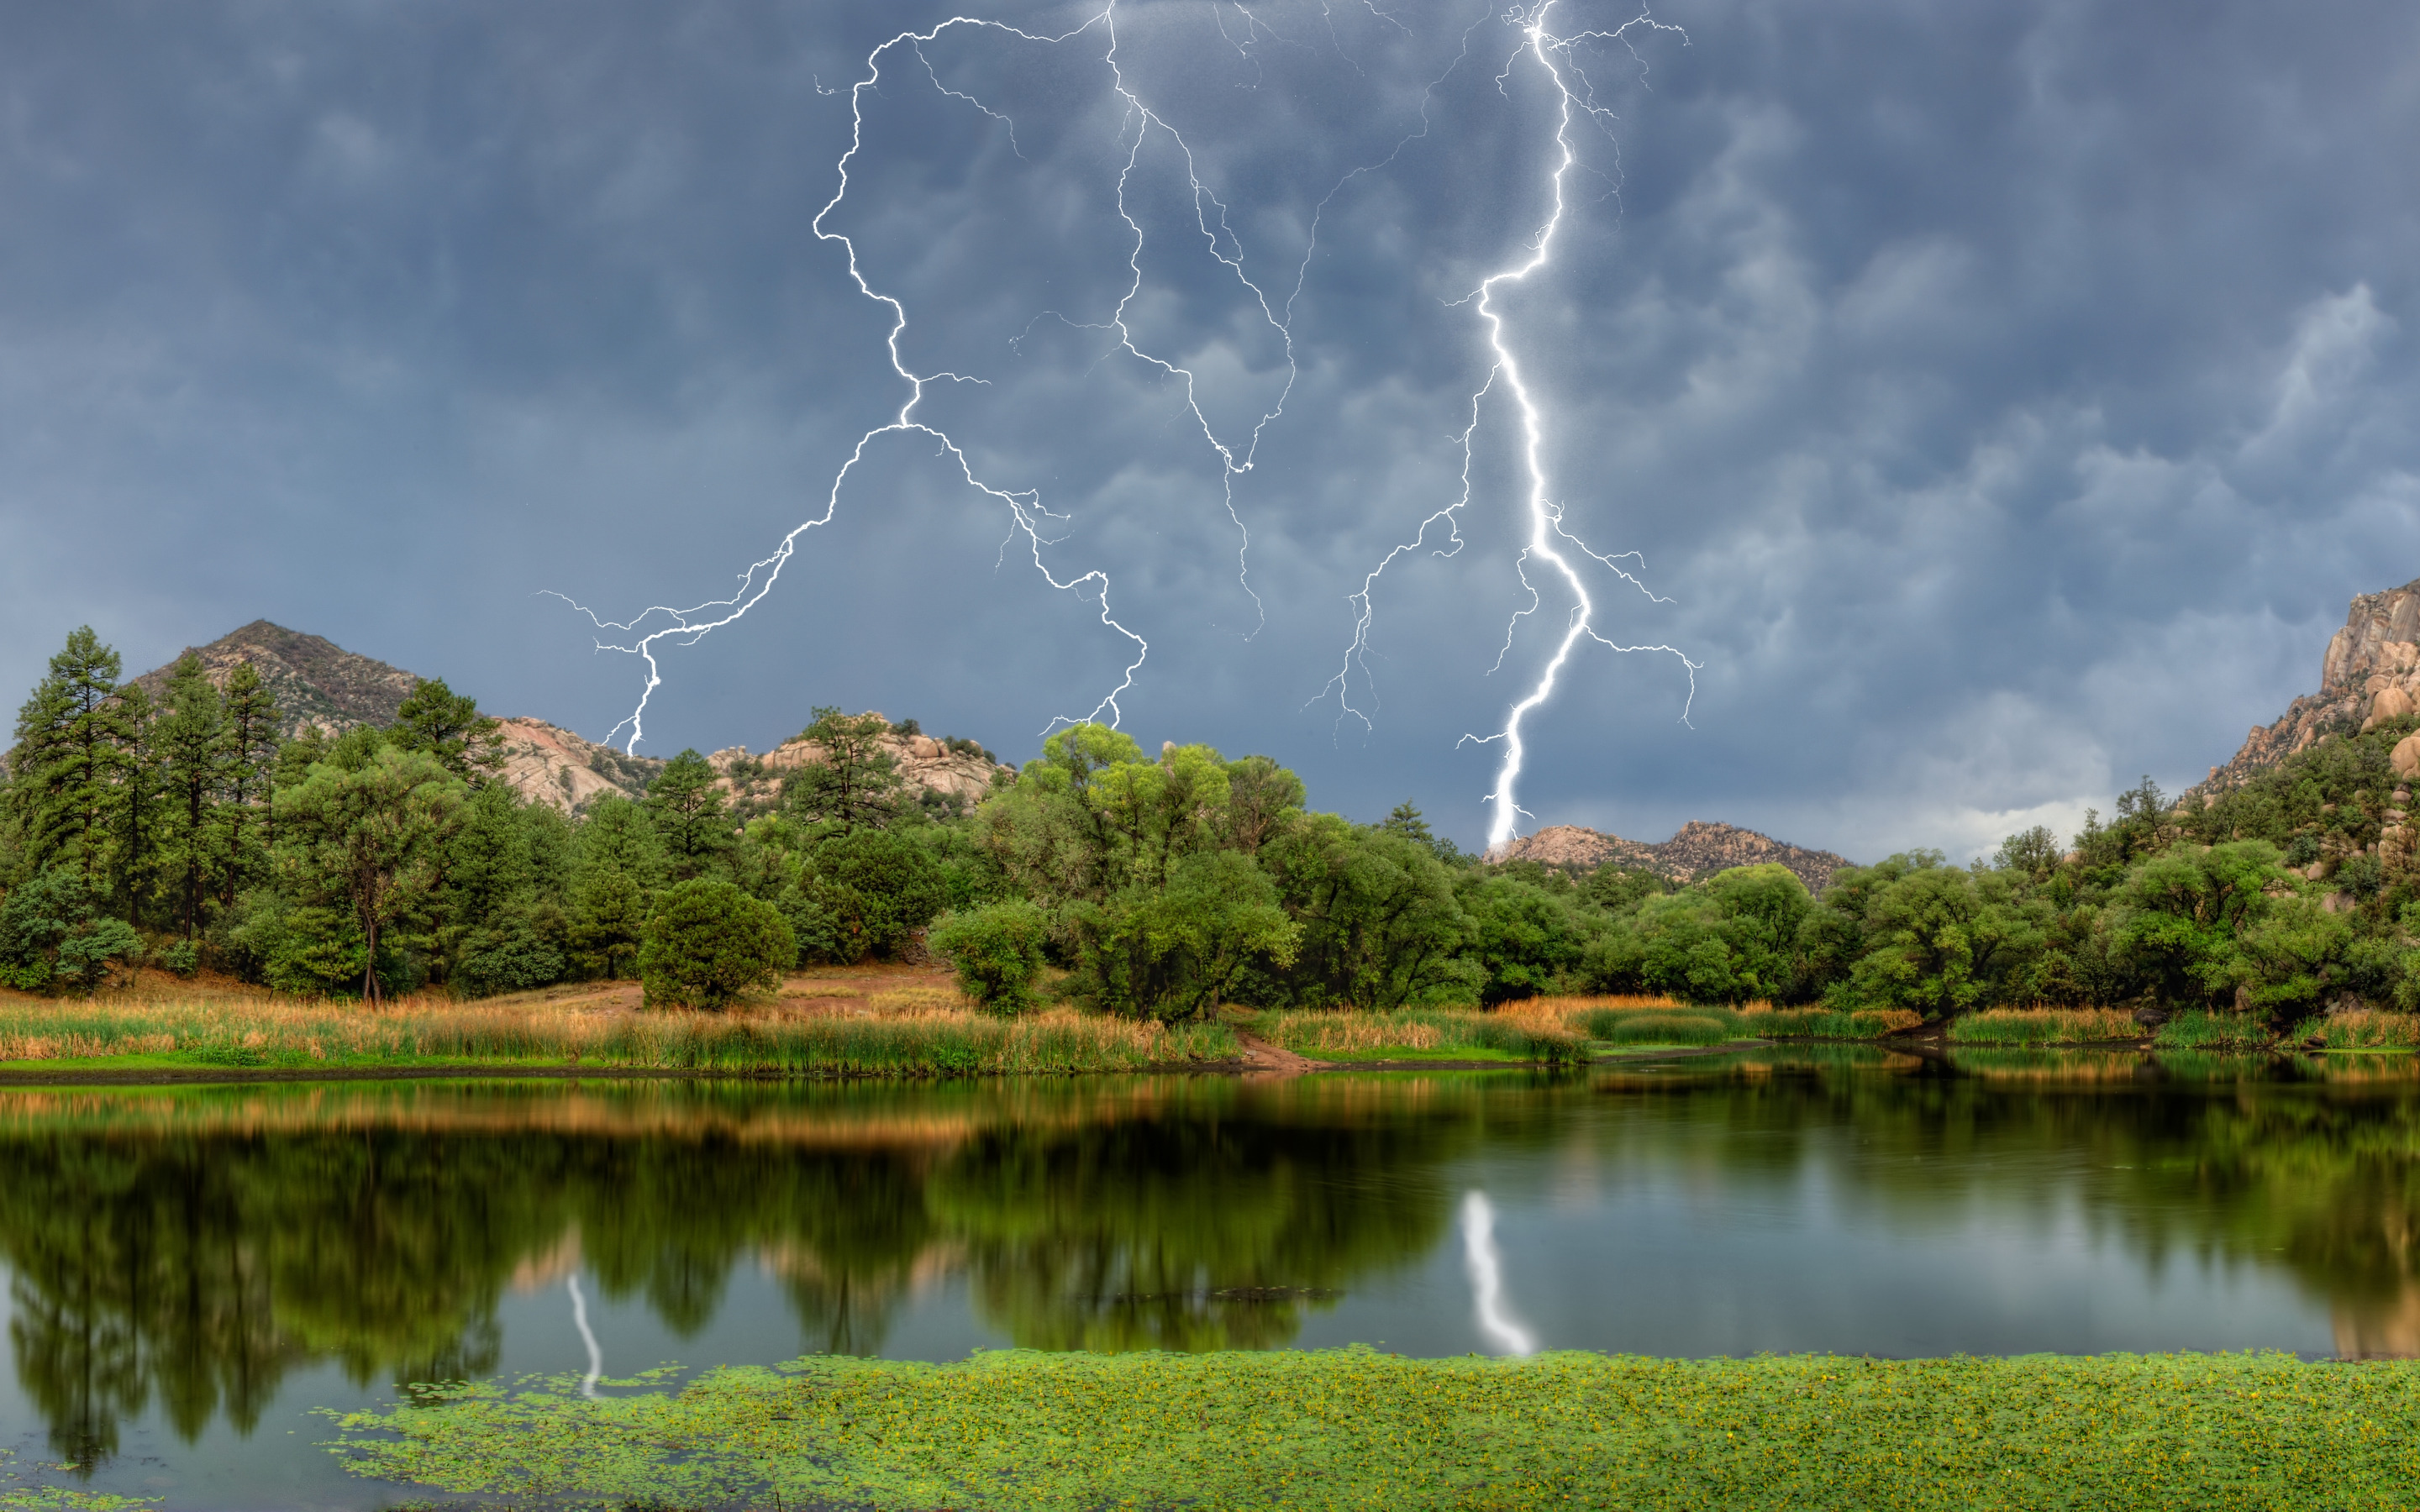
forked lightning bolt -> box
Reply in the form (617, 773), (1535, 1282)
(554, 6), (1299, 752)
(1324, 1), (1695, 853)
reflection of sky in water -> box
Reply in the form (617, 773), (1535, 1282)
(0, 1058), (2408, 1507)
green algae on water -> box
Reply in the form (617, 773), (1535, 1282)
(325, 1347), (2420, 1510)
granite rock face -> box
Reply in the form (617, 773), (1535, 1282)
(1494, 821), (1850, 894)
(2194, 577), (2420, 799)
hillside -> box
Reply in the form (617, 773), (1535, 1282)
(133, 621), (423, 738)
(1496, 821), (1850, 894)
(131, 622), (1011, 816)
(2194, 576), (2420, 797)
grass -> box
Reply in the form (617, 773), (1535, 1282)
(1255, 1006), (1588, 1063)
(0, 990), (1239, 1079)
(2290, 1010), (2420, 1050)
(324, 1347), (2420, 1511)
(1555, 1000), (1921, 1045)
(1949, 1009), (2144, 1046)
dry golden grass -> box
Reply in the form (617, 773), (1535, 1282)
(0, 977), (1236, 1077)
(1949, 1008), (2143, 1045)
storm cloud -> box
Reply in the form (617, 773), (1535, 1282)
(3, 0), (2415, 858)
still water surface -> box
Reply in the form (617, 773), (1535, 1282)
(3, 1047), (2417, 1508)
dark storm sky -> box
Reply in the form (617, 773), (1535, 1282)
(3, 0), (2416, 857)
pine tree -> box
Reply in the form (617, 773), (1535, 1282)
(108, 680), (160, 923)
(218, 660), (281, 899)
(155, 654), (229, 939)
(392, 679), (505, 781)
(645, 749), (734, 881)
(7, 628), (132, 885)
(784, 707), (903, 832)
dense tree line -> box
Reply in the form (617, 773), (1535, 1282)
(9, 624), (2419, 1021)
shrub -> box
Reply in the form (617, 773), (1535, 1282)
(810, 829), (949, 961)
(929, 900), (1050, 1016)
(639, 879), (796, 1010)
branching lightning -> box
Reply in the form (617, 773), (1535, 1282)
(555, 6), (1309, 752)
(1322, 1), (1695, 853)
(555, 1), (1697, 854)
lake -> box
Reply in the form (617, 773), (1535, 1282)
(3, 1046), (2416, 1509)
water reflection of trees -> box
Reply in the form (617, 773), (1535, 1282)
(0, 1077), (1471, 1462)
(1592, 1049), (2420, 1357)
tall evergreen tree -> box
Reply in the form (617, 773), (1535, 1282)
(7, 627), (131, 883)
(218, 660), (281, 899)
(108, 681), (160, 924)
(155, 655), (229, 939)
(645, 749), (734, 881)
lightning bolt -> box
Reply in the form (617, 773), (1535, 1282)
(553, 6), (1307, 753)
(1319, 2), (1694, 853)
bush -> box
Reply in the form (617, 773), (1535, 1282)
(639, 879), (795, 1010)
(929, 900), (1050, 1016)
(0, 868), (143, 995)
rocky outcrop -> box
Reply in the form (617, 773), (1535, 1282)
(1494, 821), (1851, 894)
(132, 620), (423, 738)
(2194, 577), (2420, 798)
(707, 717), (1013, 814)
(493, 717), (664, 812)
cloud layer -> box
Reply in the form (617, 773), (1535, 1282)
(3, 0), (2416, 858)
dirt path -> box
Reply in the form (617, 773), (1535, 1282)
(1232, 1028), (1326, 1075)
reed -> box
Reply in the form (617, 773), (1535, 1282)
(1949, 1008), (2143, 1046)
(0, 995), (1237, 1078)
(2291, 1010), (2420, 1050)
(2151, 1011), (2275, 1052)
(1259, 1007), (1588, 1063)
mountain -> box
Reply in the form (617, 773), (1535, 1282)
(129, 622), (1013, 816)
(1495, 821), (1851, 894)
(2194, 576), (2420, 797)
(132, 620), (423, 738)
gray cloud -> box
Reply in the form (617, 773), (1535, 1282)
(3, 0), (2416, 859)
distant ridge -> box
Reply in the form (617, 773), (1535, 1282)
(1495, 821), (1851, 895)
(133, 622), (1012, 816)
(133, 620), (424, 738)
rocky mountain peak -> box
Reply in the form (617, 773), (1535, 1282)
(2196, 576), (2420, 795)
(132, 620), (424, 738)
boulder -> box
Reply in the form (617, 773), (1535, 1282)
(2366, 685), (2416, 731)
(2394, 732), (2420, 780)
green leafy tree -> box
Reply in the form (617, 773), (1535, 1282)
(390, 679), (505, 781)
(1849, 864), (2038, 1020)
(274, 746), (467, 1002)
(2230, 895), (2354, 1021)
(2112, 841), (2290, 1009)
(645, 749), (734, 881)
(929, 900), (1050, 1014)
(1252, 816), (1477, 1007)
(786, 707), (904, 832)
(638, 879), (794, 1009)
(8, 627), (133, 884)
(154, 654), (229, 939)
(1068, 850), (1301, 1021)
(1453, 872), (1596, 1004)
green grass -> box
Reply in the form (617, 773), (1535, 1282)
(325, 1347), (2420, 1511)
(1947, 1009), (2143, 1046)
(2152, 1012), (2275, 1052)
(2289, 1010), (2420, 1051)
(1286, 1043), (1536, 1063)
